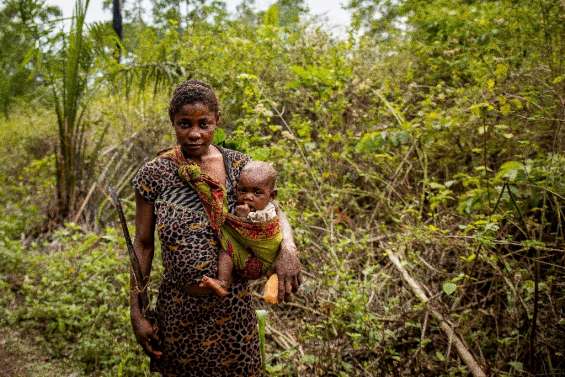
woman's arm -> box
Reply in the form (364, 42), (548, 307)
(275, 205), (302, 302)
(130, 191), (162, 358)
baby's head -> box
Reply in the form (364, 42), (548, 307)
(236, 161), (277, 211)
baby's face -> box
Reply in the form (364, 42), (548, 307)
(236, 171), (275, 211)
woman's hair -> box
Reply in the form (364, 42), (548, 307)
(168, 79), (219, 121)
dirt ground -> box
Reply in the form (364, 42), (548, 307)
(0, 327), (80, 377)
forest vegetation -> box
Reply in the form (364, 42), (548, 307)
(0, 0), (563, 375)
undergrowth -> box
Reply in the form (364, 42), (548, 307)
(0, 0), (564, 375)
(0, 225), (159, 376)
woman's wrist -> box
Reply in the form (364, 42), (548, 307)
(130, 290), (144, 322)
(130, 305), (141, 321)
(281, 239), (298, 255)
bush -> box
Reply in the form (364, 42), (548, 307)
(0, 224), (163, 375)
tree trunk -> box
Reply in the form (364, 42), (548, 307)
(112, 0), (123, 62)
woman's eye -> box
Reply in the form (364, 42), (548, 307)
(200, 120), (208, 128)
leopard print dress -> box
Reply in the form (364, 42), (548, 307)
(132, 146), (262, 377)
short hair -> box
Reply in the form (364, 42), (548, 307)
(241, 161), (278, 190)
(168, 79), (219, 122)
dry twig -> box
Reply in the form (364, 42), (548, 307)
(384, 246), (488, 377)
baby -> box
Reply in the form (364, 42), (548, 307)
(200, 161), (280, 300)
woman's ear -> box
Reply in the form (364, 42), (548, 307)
(270, 189), (277, 200)
(216, 111), (221, 124)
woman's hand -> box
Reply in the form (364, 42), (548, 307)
(274, 241), (302, 302)
(132, 315), (162, 359)
(273, 203), (302, 302)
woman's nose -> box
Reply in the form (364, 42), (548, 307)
(187, 128), (200, 141)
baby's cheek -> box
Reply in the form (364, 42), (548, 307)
(258, 196), (270, 206)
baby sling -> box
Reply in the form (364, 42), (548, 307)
(161, 146), (282, 280)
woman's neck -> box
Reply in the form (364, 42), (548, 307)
(180, 144), (216, 164)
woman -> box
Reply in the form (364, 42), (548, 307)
(131, 79), (301, 376)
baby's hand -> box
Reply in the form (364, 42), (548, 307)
(235, 204), (251, 218)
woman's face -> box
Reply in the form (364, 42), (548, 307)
(172, 102), (219, 159)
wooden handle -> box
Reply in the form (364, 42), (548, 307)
(263, 274), (279, 304)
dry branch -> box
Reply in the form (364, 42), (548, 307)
(385, 247), (487, 377)
(73, 134), (138, 224)
(73, 149), (119, 223)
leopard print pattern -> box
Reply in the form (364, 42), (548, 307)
(132, 147), (262, 377)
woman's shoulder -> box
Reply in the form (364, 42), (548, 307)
(218, 146), (251, 170)
(132, 154), (177, 202)
(138, 154), (177, 175)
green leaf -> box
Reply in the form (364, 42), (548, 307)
(495, 160), (525, 182)
(464, 253), (476, 263)
(255, 309), (268, 366)
(355, 132), (385, 153)
(552, 75), (565, 85)
(495, 64), (508, 79)
(435, 350), (446, 361)
(442, 282), (457, 295)
(301, 354), (317, 365)
(266, 363), (285, 373)
(520, 240), (545, 249)
(508, 361), (523, 371)
(250, 147), (271, 160)
(263, 4), (280, 26)
(213, 128), (226, 144)
(486, 79), (495, 91)
(500, 103), (511, 116)
(428, 182), (445, 190)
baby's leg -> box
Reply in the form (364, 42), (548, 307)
(200, 251), (233, 297)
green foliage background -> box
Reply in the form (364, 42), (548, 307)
(0, 0), (563, 375)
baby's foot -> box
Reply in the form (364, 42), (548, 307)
(200, 276), (229, 297)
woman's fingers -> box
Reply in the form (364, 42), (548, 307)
(142, 332), (163, 359)
(274, 246), (302, 301)
(285, 277), (293, 301)
(150, 328), (160, 343)
(143, 337), (163, 359)
(276, 272), (302, 302)
(277, 273), (286, 302)
(133, 317), (162, 359)
(276, 273), (297, 302)
(149, 326), (161, 354)
(292, 273), (300, 292)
